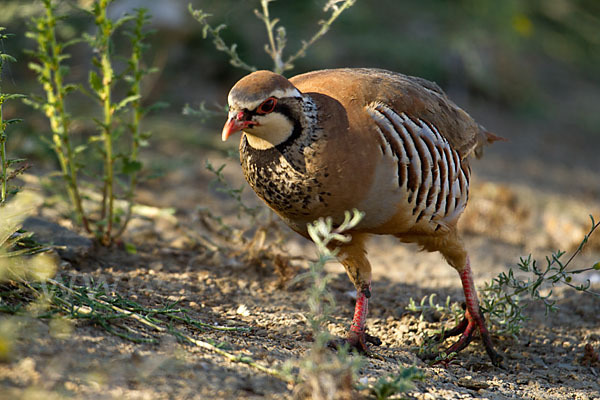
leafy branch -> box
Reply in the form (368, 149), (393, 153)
(404, 215), (599, 341)
(189, 0), (356, 75)
(26, 1), (159, 245)
(257, 0), (357, 74)
(188, 6), (257, 73)
(480, 215), (600, 337)
(0, 27), (26, 204)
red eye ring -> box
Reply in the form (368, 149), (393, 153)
(257, 97), (277, 114)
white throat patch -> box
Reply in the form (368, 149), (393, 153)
(244, 112), (294, 150)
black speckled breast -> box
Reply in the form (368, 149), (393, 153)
(240, 135), (328, 219)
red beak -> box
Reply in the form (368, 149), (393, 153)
(222, 111), (254, 141)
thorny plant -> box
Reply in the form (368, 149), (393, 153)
(362, 368), (425, 400)
(286, 209), (363, 399)
(189, 0), (356, 75)
(407, 215), (600, 354)
(287, 209), (422, 399)
(0, 27), (26, 205)
(479, 215), (600, 337)
(26, 0), (159, 245)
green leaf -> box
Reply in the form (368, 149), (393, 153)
(58, 65), (70, 78)
(63, 84), (79, 94)
(593, 262), (600, 270)
(5, 94), (26, 101)
(27, 62), (44, 74)
(124, 242), (137, 254)
(115, 94), (141, 112)
(89, 71), (102, 92)
(7, 158), (26, 166)
(122, 159), (142, 175)
(74, 144), (87, 154)
(0, 54), (17, 63)
(88, 134), (104, 143)
(142, 101), (169, 115)
(140, 130), (152, 140)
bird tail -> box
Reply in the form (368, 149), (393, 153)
(474, 126), (506, 158)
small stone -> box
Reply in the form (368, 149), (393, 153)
(457, 377), (489, 390)
(22, 216), (93, 262)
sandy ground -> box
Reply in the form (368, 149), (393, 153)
(1, 98), (600, 399)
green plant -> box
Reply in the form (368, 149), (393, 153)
(0, 27), (26, 205)
(406, 215), (600, 344)
(406, 294), (464, 325)
(288, 209), (364, 398)
(26, 0), (158, 245)
(0, 265), (296, 381)
(479, 215), (600, 337)
(364, 368), (424, 400)
(189, 0), (356, 75)
(405, 294), (462, 362)
(0, 191), (56, 284)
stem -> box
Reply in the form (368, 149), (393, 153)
(0, 99), (6, 204)
(114, 9), (145, 239)
(259, 0), (284, 73)
(45, 278), (292, 382)
(40, 0), (90, 231)
(283, 0), (355, 71)
(96, 0), (115, 245)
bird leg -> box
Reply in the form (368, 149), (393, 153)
(346, 283), (382, 349)
(328, 234), (382, 354)
(434, 257), (503, 366)
(329, 282), (382, 354)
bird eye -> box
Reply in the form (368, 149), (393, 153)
(257, 97), (277, 114)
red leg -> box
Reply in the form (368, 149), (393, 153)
(329, 283), (381, 353)
(439, 257), (503, 366)
(346, 283), (370, 350)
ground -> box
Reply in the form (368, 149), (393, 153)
(0, 99), (599, 400)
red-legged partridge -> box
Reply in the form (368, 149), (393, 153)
(222, 68), (503, 366)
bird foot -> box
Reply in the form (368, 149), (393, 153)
(327, 331), (384, 360)
(424, 311), (504, 367)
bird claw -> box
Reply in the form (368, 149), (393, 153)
(327, 331), (384, 360)
(424, 313), (504, 368)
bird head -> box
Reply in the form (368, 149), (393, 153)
(222, 70), (303, 150)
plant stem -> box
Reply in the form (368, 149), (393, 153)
(44, 278), (292, 382)
(283, 0), (355, 71)
(259, 0), (284, 73)
(39, 0), (90, 231)
(0, 98), (6, 204)
(114, 9), (146, 239)
(95, 0), (115, 245)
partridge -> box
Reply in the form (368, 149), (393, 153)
(221, 68), (503, 366)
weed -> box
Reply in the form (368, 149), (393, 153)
(186, 0), (356, 118)
(26, 0), (159, 245)
(288, 209), (364, 399)
(405, 294), (464, 325)
(1, 269), (296, 381)
(479, 215), (600, 337)
(407, 215), (600, 345)
(0, 27), (26, 204)
(364, 367), (424, 400)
